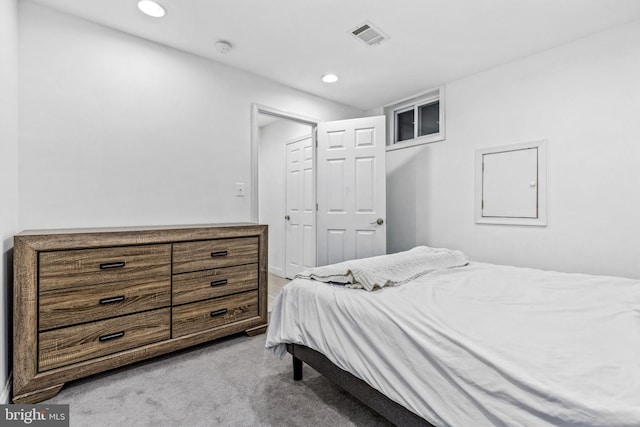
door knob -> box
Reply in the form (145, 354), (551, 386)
(370, 218), (384, 225)
(285, 215), (290, 221)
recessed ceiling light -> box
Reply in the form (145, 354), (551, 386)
(138, 0), (166, 18)
(322, 74), (339, 83)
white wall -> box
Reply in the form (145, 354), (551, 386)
(386, 148), (417, 254)
(0, 0), (19, 404)
(394, 20), (640, 279)
(258, 119), (312, 277)
(364, 107), (420, 254)
(18, 2), (363, 230)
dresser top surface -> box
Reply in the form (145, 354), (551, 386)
(17, 223), (264, 236)
(15, 223), (268, 250)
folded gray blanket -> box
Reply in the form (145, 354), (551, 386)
(296, 246), (469, 291)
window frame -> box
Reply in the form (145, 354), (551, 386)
(385, 86), (445, 151)
(393, 104), (416, 143)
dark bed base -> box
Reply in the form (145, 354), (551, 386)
(287, 344), (434, 427)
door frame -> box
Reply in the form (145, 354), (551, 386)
(251, 104), (319, 277)
(250, 103), (318, 223)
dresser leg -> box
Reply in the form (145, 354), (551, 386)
(245, 323), (268, 336)
(13, 383), (65, 404)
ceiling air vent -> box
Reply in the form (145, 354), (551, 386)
(351, 22), (388, 46)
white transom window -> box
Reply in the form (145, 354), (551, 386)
(385, 86), (445, 151)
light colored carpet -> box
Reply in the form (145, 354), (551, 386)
(268, 273), (289, 312)
(45, 333), (393, 427)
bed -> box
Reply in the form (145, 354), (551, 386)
(265, 247), (640, 426)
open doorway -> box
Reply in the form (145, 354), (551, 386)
(252, 106), (387, 308)
(253, 105), (317, 308)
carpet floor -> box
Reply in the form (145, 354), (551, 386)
(45, 333), (393, 427)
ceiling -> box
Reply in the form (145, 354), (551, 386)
(28, 0), (640, 111)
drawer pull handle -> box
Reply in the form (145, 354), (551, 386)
(99, 295), (125, 305)
(210, 251), (228, 257)
(100, 261), (126, 270)
(210, 279), (228, 287)
(210, 308), (228, 317)
(99, 331), (125, 342)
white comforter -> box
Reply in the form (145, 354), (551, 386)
(265, 262), (640, 427)
(296, 246), (469, 291)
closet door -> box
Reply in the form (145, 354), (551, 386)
(285, 135), (315, 278)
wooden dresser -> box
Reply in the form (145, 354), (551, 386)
(13, 224), (268, 403)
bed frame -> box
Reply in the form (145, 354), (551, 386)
(287, 343), (434, 427)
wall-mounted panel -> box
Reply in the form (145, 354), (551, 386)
(483, 148), (537, 218)
(475, 140), (547, 226)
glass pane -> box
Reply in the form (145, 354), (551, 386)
(396, 109), (414, 142)
(418, 101), (439, 136)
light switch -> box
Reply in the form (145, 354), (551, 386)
(235, 182), (245, 197)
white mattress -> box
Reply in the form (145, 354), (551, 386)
(265, 262), (640, 426)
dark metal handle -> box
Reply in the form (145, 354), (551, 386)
(99, 331), (125, 342)
(210, 308), (228, 317)
(210, 279), (228, 287)
(210, 251), (228, 257)
(99, 295), (125, 305)
(100, 261), (126, 270)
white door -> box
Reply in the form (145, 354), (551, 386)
(285, 135), (316, 278)
(317, 116), (386, 266)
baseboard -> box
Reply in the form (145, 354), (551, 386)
(1, 372), (11, 404)
(268, 265), (284, 278)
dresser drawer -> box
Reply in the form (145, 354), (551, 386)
(172, 237), (258, 274)
(172, 291), (259, 338)
(39, 277), (171, 331)
(172, 264), (258, 305)
(39, 244), (171, 292)
(39, 308), (170, 371)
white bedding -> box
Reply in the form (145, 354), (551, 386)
(295, 246), (468, 291)
(265, 262), (640, 426)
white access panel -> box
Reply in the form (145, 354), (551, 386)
(475, 140), (547, 226)
(483, 148), (538, 218)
